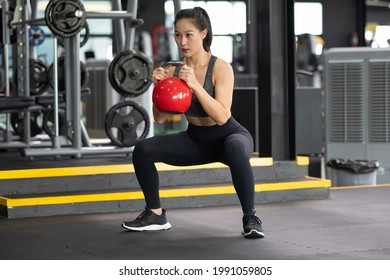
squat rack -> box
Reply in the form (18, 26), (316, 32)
(1, 0), (146, 158)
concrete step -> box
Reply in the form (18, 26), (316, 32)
(0, 157), (305, 195)
(0, 156), (331, 218)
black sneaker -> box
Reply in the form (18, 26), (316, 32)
(122, 208), (172, 231)
(242, 209), (265, 239)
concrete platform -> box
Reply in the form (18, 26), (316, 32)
(0, 151), (330, 218)
(1, 186), (389, 260)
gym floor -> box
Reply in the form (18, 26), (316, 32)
(1, 185), (389, 260)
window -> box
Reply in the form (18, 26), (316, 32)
(36, 0), (113, 64)
(164, 1), (247, 63)
(294, 2), (323, 35)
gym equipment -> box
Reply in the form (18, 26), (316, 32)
(108, 50), (152, 97)
(57, 21), (90, 48)
(43, 107), (67, 138)
(44, 0), (86, 38)
(105, 100), (150, 147)
(152, 61), (192, 114)
(4, 0), (147, 157)
(48, 56), (88, 91)
(0, 93), (68, 138)
(0, 96), (36, 111)
(1, 1), (16, 44)
(11, 111), (44, 137)
(28, 26), (45, 46)
(29, 59), (50, 95)
(0, 95), (35, 142)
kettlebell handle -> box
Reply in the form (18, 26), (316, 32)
(161, 61), (185, 69)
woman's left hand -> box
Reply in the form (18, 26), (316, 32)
(179, 65), (200, 90)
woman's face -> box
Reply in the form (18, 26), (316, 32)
(174, 19), (207, 57)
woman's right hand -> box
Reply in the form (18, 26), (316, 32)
(152, 67), (169, 123)
(151, 67), (168, 85)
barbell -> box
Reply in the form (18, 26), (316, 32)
(9, 0), (143, 39)
(44, 0), (86, 38)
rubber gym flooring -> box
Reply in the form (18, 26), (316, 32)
(1, 185), (389, 260)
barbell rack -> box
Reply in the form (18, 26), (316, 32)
(1, 0), (144, 158)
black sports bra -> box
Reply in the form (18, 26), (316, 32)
(173, 55), (217, 117)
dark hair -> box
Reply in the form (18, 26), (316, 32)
(174, 7), (213, 53)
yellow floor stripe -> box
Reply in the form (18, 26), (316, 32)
(0, 157), (273, 180)
(255, 177), (331, 192)
(330, 184), (390, 190)
(0, 164), (133, 180)
(0, 178), (330, 207)
(296, 156), (309, 166)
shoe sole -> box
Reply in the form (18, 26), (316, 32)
(242, 229), (265, 239)
(122, 222), (172, 231)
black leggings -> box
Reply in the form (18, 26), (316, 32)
(132, 117), (255, 213)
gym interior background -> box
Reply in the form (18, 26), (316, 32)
(0, 0), (390, 218)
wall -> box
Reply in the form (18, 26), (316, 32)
(136, 0), (366, 51)
(137, 0), (165, 33)
(135, 0), (390, 48)
(366, 6), (390, 24)
(323, 0), (359, 48)
(297, 0), (359, 48)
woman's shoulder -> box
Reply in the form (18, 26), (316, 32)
(213, 56), (232, 67)
(213, 56), (233, 75)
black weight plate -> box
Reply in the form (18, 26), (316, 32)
(108, 50), (152, 97)
(105, 101), (150, 147)
(108, 52), (124, 93)
(45, 0), (86, 38)
(10, 111), (44, 137)
(57, 21), (90, 48)
(48, 56), (89, 91)
(42, 107), (67, 138)
(30, 59), (50, 95)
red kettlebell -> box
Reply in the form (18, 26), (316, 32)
(152, 61), (192, 114)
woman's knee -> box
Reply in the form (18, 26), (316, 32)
(226, 146), (250, 163)
(224, 137), (253, 160)
(132, 139), (154, 163)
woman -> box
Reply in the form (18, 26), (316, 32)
(122, 7), (264, 239)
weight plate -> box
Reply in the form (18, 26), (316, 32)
(108, 50), (152, 97)
(105, 101), (150, 147)
(45, 0), (86, 38)
(57, 21), (90, 48)
(29, 26), (46, 46)
(30, 59), (50, 95)
(42, 107), (67, 138)
(48, 56), (89, 91)
(11, 111), (44, 137)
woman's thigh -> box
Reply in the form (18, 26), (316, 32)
(135, 131), (216, 166)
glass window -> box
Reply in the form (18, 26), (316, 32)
(370, 25), (390, 48)
(211, 36), (233, 63)
(36, 0), (113, 63)
(164, 1), (246, 63)
(294, 2), (323, 35)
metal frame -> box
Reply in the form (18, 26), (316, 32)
(1, 0), (12, 142)
(1, 0), (144, 158)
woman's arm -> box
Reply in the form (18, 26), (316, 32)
(180, 59), (233, 125)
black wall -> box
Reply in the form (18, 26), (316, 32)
(297, 0), (359, 48)
(366, 6), (390, 24)
(136, 0), (379, 50)
(137, 0), (165, 34)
